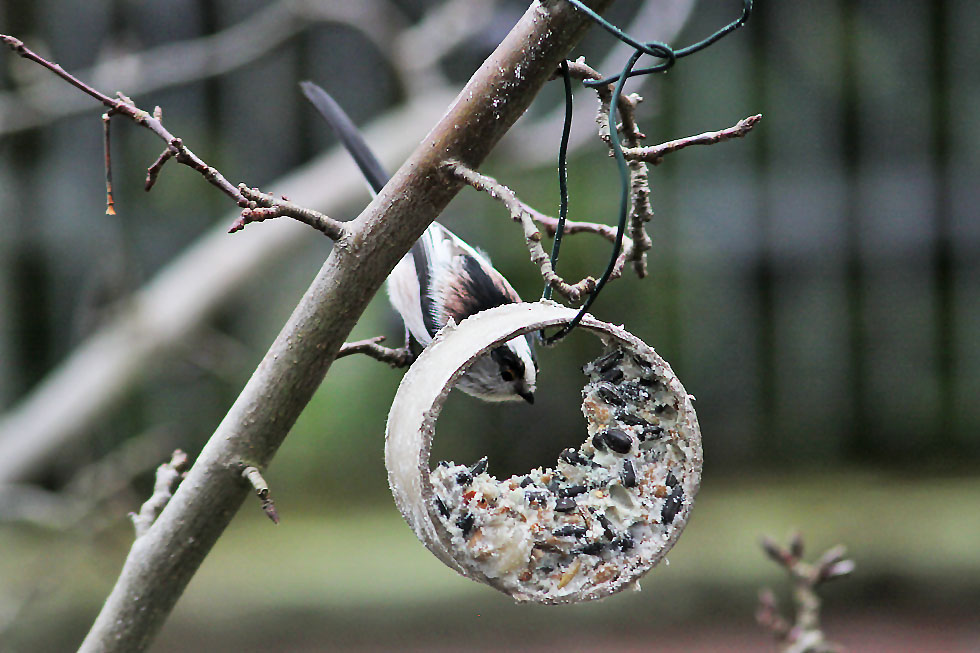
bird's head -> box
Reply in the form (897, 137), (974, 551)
(455, 334), (537, 403)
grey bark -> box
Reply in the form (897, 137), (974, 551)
(77, 1), (613, 651)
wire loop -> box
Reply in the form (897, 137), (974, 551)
(542, 0), (752, 344)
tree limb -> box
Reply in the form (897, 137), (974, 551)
(75, 2), (613, 650)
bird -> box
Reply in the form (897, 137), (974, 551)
(300, 81), (537, 404)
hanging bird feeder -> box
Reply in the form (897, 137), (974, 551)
(385, 301), (701, 604)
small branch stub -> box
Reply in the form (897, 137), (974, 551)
(129, 450), (189, 538)
(385, 301), (701, 604)
(242, 465), (279, 524)
(337, 336), (414, 368)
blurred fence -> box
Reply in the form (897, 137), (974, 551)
(640, 0), (979, 465)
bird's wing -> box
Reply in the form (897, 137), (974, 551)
(386, 252), (433, 346)
(422, 224), (522, 328)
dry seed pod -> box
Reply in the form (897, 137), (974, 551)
(385, 301), (701, 604)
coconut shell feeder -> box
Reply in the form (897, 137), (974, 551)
(385, 301), (701, 604)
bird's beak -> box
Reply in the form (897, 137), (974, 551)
(518, 388), (535, 404)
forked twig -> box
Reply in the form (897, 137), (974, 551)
(0, 35), (246, 204)
(757, 533), (855, 653)
(1, 34), (349, 242)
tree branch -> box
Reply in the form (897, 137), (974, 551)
(445, 160), (598, 302)
(230, 185), (348, 240)
(1, 35), (248, 204)
(757, 533), (855, 653)
(129, 450), (189, 539)
(623, 113), (763, 163)
(336, 336), (414, 368)
(74, 2), (613, 650)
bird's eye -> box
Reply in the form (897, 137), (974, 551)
(501, 369), (514, 382)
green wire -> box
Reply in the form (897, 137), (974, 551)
(544, 48), (641, 344)
(542, 0), (753, 344)
(542, 59), (574, 303)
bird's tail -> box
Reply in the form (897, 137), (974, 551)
(300, 81), (390, 195)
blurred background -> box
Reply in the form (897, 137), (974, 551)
(1, 0), (978, 651)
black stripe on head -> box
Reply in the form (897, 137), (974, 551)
(443, 255), (516, 324)
(412, 243), (440, 338)
(490, 345), (525, 379)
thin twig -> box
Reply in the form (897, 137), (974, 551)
(444, 160), (598, 302)
(144, 147), (175, 192)
(624, 113), (763, 164)
(0, 34), (247, 205)
(527, 206), (618, 242)
(102, 112), (116, 215)
(527, 206), (632, 283)
(129, 450), (189, 539)
(241, 466), (279, 524)
(337, 336), (414, 368)
(231, 186), (347, 240)
(619, 93), (654, 278)
(757, 533), (854, 653)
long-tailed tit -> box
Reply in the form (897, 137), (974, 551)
(301, 82), (537, 404)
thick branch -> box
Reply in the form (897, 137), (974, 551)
(78, 2), (612, 650)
